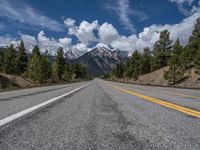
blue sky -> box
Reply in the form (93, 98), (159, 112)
(0, 0), (199, 54)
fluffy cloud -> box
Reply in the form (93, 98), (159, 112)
(64, 18), (76, 27)
(0, 31), (72, 55)
(66, 20), (99, 44)
(98, 23), (119, 44)
(0, 36), (17, 47)
(0, 10), (199, 55)
(37, 31), (72, 54)
(110, 12), (200, 52)
(72, 43), (89, 53)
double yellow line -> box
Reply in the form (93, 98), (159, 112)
(112, 86), (200, 118)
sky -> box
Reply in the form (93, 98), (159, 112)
(0, 0), (199, 54)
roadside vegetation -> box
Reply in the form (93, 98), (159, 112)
(107, 17), (200, 86)
(0, 42), (91, 89)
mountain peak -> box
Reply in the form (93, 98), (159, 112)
(95, 43), (110, 50)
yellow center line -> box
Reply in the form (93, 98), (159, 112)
(112, 85), (200, 118)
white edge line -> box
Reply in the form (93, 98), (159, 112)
(0, 82), (91, 127)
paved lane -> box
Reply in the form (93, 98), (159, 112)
(0, 79), (200, 149)
(0, 81), (90, 119)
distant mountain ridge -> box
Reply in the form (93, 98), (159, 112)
(0, 46), (130, 76)
(69, 46), (129, 76)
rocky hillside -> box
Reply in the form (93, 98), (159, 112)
(0, 73), (34, 90)
(114, 67), (200, 89)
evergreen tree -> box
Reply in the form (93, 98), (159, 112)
(165, 38), (183, 84)
(28, 47), (52, 83)
(4, 44), (17, 74)
(54, 47), (66, 80)
(39, 56), (51, 83)
(180, 17), (200, 70)
(153, 30), (172, 69)
(188, 17), (200, 56)
(141, 47), (151, 74)
(32, 45), (40, 57)
(113, 62), (125, 78)
(15, 40), (28, 75)
(62, 64), (72, 81)
(124, 58), (133, 78)
(27, 47), (41, 82)
(72, 63), (87, 79)
(0, 51), (4, 72)
(52, 60), (59, 81)
(190, 17), (200, 70)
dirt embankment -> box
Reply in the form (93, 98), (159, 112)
(0, 73), (34, 90)
(112, 67), (200, 89)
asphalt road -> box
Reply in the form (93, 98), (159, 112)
(1, 79), (200, 149)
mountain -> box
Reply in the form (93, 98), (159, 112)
(69, 46), (129, 76)
(64, 49), (80, 60)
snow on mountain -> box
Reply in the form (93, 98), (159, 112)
(69, 45), (129, 75)
(64, 49), (80, 60)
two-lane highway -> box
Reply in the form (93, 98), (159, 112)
(0, 79), (200, 149)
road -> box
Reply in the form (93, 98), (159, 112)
(0, 79), (200, 149)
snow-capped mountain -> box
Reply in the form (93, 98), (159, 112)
(64, 49), (80, 60)
(69, 45), (129, 75)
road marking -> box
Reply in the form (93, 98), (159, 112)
(0, 82), (91, 128)
(166, 91), (200, 100)
(112, 86), (200, 118)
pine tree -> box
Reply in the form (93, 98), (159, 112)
(62, 64), (72, 81)
(180, 17), (200, 70)
(32, 45), (40, 57)
(54, 47), (66, 80)
(27, 48), (41, 82)
(124, 58), (133, 78)
(190, 17), (200, 70)
(153, 30), (172, 70)
(188, 17), (200, 56)
(0, 51), (4, 72)
(52, 61), (59, 81)
(39, 51), (52, 83)
(165, 38), (183, 84)
(72, 63), (87, 79)
(141, 47), (151, 74)
(4, 44), (17, 74)
(113, 62), (125, 78)
(15, 40), (28, 75)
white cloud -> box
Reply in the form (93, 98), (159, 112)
(37, 31), (72, 54)
(0, 10), (199, 55)
(20, 34), (38, 50)
(72, 43), (88, 51)
(64, 18), (76, 27)
(110, 12), (200, 52)
(0, 0), (64, 32)
(0, 36), (17, 47)
(98, 23), (119, 44)
(67, 20), (99, 44)
(105, 0), (147, 33)
(116, 0), (135, 33)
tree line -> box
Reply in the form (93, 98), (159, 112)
(111, 17), (200, 84)
(0, 42), (90, 84)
